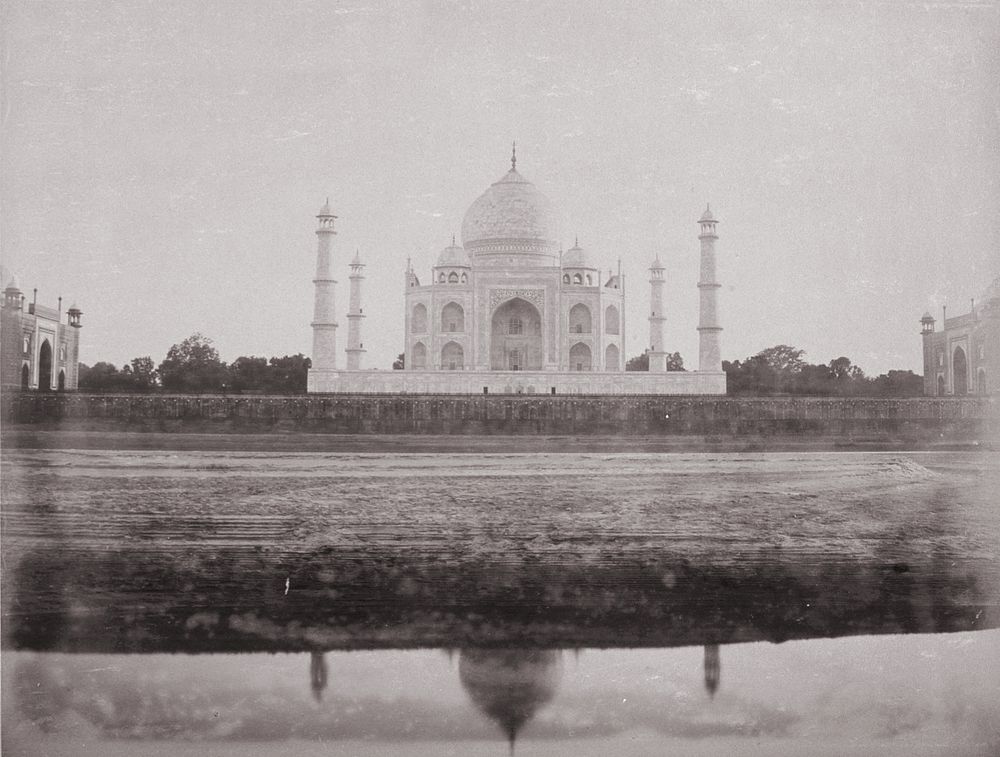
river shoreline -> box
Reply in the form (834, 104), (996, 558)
(2, 427), (994, 453)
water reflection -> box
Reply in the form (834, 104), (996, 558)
(310, 650), (328, 702)
(306, 643), (725, 748)
(703, 643), (720, 698)
(6, 634), (999, 755)
(323, 643), (725, 749)
(459, 648), (563, 750)
(3, 449), (998, 753)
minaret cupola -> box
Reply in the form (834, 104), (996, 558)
(920, 311), (935, 335)
(3, 277), (22, 309)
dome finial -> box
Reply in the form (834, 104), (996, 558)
(511, 141), (517, 171)
(574, 234), (578, 248)
(452, 233), (456, 246)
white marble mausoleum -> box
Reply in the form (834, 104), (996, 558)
(308, 148), (726, 395)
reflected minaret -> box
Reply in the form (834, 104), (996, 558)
(459, 648), (563, 754)
(704, 643), (720, 699)
(310, 651), (328, 702)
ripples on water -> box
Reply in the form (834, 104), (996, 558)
(2, 449), (999, 755)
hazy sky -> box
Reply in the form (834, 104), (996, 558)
(2, 0), (998, 374)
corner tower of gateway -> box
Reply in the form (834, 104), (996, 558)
(920, 275), (999, 396)
(307, 149), (727, 395)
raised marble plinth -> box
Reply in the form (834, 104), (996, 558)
(307, 369), (727, 395)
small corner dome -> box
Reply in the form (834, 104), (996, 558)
(699, 205), (716, 222)
(562, 243), (590, 269)
(461, 167), (559, 247)
(650, 254), (664, 269)
(921, 311), (934, 321)
(5, 276), (20, 291)
(437, 242), (471, 268)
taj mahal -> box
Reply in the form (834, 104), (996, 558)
(308, 147), (726, 395)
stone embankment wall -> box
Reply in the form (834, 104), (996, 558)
(2, 392), (996, 440)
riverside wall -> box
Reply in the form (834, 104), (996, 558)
(1, 392), (996, 440)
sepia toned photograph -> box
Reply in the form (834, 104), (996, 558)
(1, 1), (998, 755)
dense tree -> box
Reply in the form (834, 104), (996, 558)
(625, 350), (684, 371)
(393, 353), (405, 370)
(665, 352), (685, 371)
(757, 344), (807, 374)
(869, 370), (923, 397)
(229, 356), (270, 393)
(124, 356), (158, 392)
(223, 354), (311, 394)
(723, 355), (774, 395)
(625, 352), (648, 371)
(725, 346), (921, 397)
(158, 333), (229, 393)
(78, 357), (156, 392)
(265, 354), (310, 394)
(78, 362), (124, 392)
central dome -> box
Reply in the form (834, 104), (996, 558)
(461, 162), (559, 265)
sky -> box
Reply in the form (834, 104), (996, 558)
(2, 0), (998, 375)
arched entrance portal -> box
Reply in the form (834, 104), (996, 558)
(491, 298), (543, 370)
(604, 344), (620, 371)
(21, 364), (30, 390)
(937, 375), (945, 396)
(38, 340), (53, 392)
(570, 342), (592, 372)
(442, 341), (464, 370)
(58, 369), (66, 391)
(978, 369), (987, 394)
(412, 342), (427, 369)
(952, 346), (968, 396)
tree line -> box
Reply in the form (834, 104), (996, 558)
(79, 334), (311, 394)
(79, 336), (923, 396)
(723, 345), (922, 397)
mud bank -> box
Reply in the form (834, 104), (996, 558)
(4, 449), (998, 653)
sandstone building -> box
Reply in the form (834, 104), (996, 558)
(920, 276), (998, 395)
(308, 149), (726, 394)
(1, 277), (83, 392)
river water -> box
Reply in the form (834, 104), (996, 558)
(2, 446), (999, 755)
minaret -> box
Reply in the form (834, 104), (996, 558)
(648, 255), (667, 372)
(311, 198), (338, 371)
(346, 250), (366, 370)
(920, 311), (936, 395)
(697, 205), (722, 372)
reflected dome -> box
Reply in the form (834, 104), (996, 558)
(459, 648), (563, 749)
